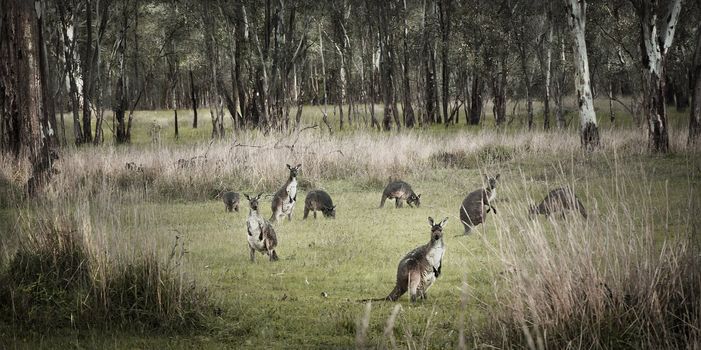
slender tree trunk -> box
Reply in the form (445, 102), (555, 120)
(402, 0), (416, 128)
(566, 0), (599, 150)
(189, 68), (198, 128)
(114, 1), (128, 143)
(438, 0), (451, 125)
(468, 73), (483, 125)
(81, 0), (94, 144)
(555, 34), (566, 129)
(689, 21), (701, 145)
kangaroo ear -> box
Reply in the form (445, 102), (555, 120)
(244, 194), (250, 200)
(296, 163), (302, 169)
(257, 193), (263, 199)
(440, 217), (449, 227)
(428, 217), (435, 226)
(495, 174), (501, 180)
(286, 164), (291, 169)
(417, 194), (421, 198)
(332, 205), (336, 210)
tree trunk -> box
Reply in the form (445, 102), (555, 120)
(114, 1), (128, 143)
(189, 68), (198, 128)
(0, 0), (55, 194)
(689, 21), (701, 145)
(566, 0), (599, 151)
(438, 0), (451, 125)
(402, 0), (416, 128)
(542, 17), (553, 130)
(80, 0), (93, 144)
(422, 0), (436, 125)
(469, 73), (483, 125)
(633, 0), (681, 153)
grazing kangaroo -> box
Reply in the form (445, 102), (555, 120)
(220, 191), (240, 212)
(459, 174), (500, 234)
(245, 193), (279, 262)
(271, 164), (301, 222)
(367, 217), (448, 303)
(303, 190), (336, 219)
(380, 180), (421, 208)
(529, 187), (587, 219)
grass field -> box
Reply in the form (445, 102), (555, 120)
(1, 100), (700, 348)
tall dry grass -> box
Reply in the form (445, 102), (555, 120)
(472, 155), (701, 349)
(0, 183), (211, 331)
(25, 127), (698, 202)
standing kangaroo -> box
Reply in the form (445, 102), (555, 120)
(370, 217), (448, 302)
(459, 174), (499, 234)
(245, 193), (279, 262)
(271, 164), (301, 222)
(529, 187), (588, 219)
(380, 180), (421, 208)
(303, 190), (336, 219)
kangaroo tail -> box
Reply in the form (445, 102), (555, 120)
(577, 199), (588, 219)
(359, 285), (402, 303)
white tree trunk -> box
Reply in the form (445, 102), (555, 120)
(566, 0), (599, 149)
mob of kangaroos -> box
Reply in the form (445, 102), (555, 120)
(380, 180), (421, 208)
(460, 174), (500, 235)
(271, 164), (301, 222)
(244, 193), (279, 262)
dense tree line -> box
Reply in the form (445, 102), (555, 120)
(2, 0), (701, 164)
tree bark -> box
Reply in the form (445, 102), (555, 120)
(0, 0), (55, 194)
(438, 0), (451, 125)
(631, 0), (681, 153)
(542, 19), (553, 130)
(402, 0), (416, 128)
(689, 21), (701, 145)
(114, 0), (128, 143)
(422, 0), (436, 125)
(566, 0), (599, 151)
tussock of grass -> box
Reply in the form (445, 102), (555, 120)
(0, 195), (211, 332)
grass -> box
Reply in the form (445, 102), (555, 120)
(1, 99), (700, 348)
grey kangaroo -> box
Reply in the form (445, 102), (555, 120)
(245, 193), (279, 262)
(303, 190), (336, 219)
(220, 191), (240, 212)
(380, 180), (421, 208)
(529, 187), (587, 219)
(459, 174), (500, 234)
(367, 217), (448, 302)
(271, 164), (301, 222)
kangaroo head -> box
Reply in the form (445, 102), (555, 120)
(427, 217), (449, 242)
(408, 193), (421, 207)
(323, 205), (337, 218)
(486, 174), (500, 190)
(286, 163), (302, 179)
(244, 193), (263, 211)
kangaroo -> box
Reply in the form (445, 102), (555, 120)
(271, 164), (301, 222)
(529, 187), (587, 219)
(303, 190), (336, 219)
(245, 193), (279, 262)
(220, 191), (240, 212)
(459, 174), (500, 235)
(367, 217), (448, 303)
(380, 180), (421, 208)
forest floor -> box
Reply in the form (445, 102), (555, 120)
(1, 102), (700, 348)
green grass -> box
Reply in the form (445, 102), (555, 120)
(2, 99), (700, 348)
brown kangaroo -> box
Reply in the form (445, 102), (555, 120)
(303, 190), (336, 219)
(366, 217), (448, 303)
(459, 174), (499, 234)
(380, 180), (421, 208)
(529, 187), (587, 219)
(220, 191), (240, 212)
(245, 193), (279, 262)
(271, 164), (301, 222)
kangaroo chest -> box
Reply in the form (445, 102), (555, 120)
(486, 188), (496, 203)
(420, 244), (445, 291)
(246, 215), (266, 250)
(282, 179), (298, 213)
